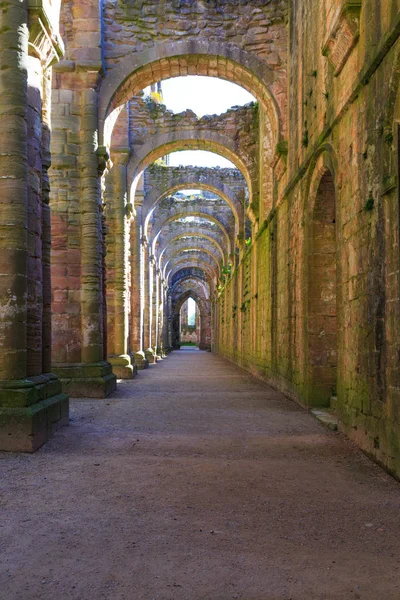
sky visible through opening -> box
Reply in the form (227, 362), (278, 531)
(187, 298), (196, 326)
(161, 76), (254, 169)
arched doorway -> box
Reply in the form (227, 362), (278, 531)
(307, 169), (338, 407)
(180, 297), (200, 347)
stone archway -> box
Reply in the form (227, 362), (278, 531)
(171, 284), (211, 351)
(129, 132), (254, 203)
(143, 167), (246, 237)
(157, 232), (226, 269)
(99, 39), (284, 148)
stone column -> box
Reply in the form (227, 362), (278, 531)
(159, 280), (168, 356)
(154, 267), (162, 359)
(144, 253), (156, 364)
(166, 291), (173, 352)
(0, 1), (68, 452)
(105, 150), (136, 379)
(129, 203), (148, 369)
(50, 86), (116, 397)
(199, 301), (212, 351)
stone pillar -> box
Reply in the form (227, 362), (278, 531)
(199, 301), (212, 351)
(50, 83), (116, 397)
(129, 203), (148, 369)
(154, 267), (162, 359)
(166, 291), (173, 351)
(42, 67), (53, 375)
(0, 1), (68, 452)
(48, 0), (115, 397)
(144, 253), (156, 364)
(105, 150), (136, 379)
(159, 280), (168, 356)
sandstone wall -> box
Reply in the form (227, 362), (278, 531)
(215, 0), (400, 477)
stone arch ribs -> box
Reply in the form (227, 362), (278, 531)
(171, 267), (210, 289)
(98, 40), (285, 149)
(164, 248), (221, 280)
(166, 259), (216, 287)
(128, 132), (254, 206)
(172, 288), (209, 318)
(172, 276), (211, 303)
(157, 233), (226, 270)
(150, 211), (233, 257)
(142, 165), (247, 239)
(120, 97), (255, 216)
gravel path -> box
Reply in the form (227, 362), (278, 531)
(1, 348), (400, 599)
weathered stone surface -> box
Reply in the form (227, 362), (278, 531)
(0, 0), (68, 451)
(2, 0), (400, 481)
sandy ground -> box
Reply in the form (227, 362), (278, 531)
(1, 348), (400, 600)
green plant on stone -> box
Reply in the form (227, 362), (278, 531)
(385, 132), (394, 145)
(364, 196), (374, 211)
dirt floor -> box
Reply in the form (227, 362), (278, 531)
(1, 348), (400, 600)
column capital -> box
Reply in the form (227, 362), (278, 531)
(112, 147), (131, 166)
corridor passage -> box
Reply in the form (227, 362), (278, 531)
(2, 349), (400, 600)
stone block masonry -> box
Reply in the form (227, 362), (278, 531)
(2, 0), (400, 484)
(0, 0), (68, 451)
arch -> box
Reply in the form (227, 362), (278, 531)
(153, 222), (227, 259)
(129, 132), (253, 204)
(143, 178), (244, 237)
(173, 289), (207, 316)
(171, 267), (209, 288)
(305, 152), (339, 408)
(171, 276), (210, 303)
(150, 211), (233, 255)
(170, 284), (211, 351)
(166, 258), (216, 285)
(163, 247), (221, 280)
(99, 40), (281, 147)
(157, 232), (226, 268)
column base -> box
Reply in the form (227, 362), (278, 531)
(199, 343), (211, 351)
(53, 361), (117, 398)
(132, 351), (149, 370)
(0, 373), (69, 452)
(108, 354), (137, 379)
(145, 348), (157, 364)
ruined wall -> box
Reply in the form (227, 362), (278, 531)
(215, 0), (400, 477)
(126, 98), (258, 194)
(102, 0), (288, 74)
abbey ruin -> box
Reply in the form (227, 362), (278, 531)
(2, 1), (400, 597)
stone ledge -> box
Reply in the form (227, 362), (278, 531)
(311, 409), (339, 431)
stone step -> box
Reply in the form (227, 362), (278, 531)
(311, 409), (339, 431)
